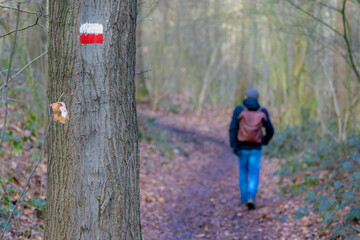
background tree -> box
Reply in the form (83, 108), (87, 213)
(45, 0), (141, 239)
(139, 0), (360, 139)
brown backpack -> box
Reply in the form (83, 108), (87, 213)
(237, 106), (266, 143)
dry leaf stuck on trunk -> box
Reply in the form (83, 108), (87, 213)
(50, 102), (69, 124)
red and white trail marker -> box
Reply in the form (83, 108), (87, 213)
(80, 23), (103, 44)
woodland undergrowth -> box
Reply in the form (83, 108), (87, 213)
(265, 122), (360, 239)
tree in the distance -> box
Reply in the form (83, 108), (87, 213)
(45, 0), (141, 239)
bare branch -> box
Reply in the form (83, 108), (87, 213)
(136, 68), (152, 75)
(0, 2), (20, 148)
(37, 22), (48, 32)
(341, 0), (360, 82)
(13, 51), (46, 81)
(0, 50), (47, 90)
(99, 150), (150, 214)
(286, 0), (343, 37)
(0, 4), (37, 14)
(0, 1), (42, 4)
(100, 182), (119, 211)
(5, 97), (23, 102)
(309, 0), (341, 13)
(0, 15), (39, 38)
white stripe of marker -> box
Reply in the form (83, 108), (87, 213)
(79, 23), (103, 34)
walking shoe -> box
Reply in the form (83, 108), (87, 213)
(239, 201), (248, 211)
(246, 198), (255, 210)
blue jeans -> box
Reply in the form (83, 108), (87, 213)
(238, 149), (262, 203)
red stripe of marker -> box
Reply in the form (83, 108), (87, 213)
(80, 34), (103, 44)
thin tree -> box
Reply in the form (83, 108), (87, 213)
(45, 0), (141, 239)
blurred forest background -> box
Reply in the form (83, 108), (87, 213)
(1, 0), (359, 144)
(1, 0), (360, 239)
(138, 0), (360, 140)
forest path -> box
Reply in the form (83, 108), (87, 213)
(139, 109), (317, 240)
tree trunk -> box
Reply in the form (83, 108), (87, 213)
(45, 0), (141, 239)
(248, 0), (258, 86)
(135, 3), (148, 100)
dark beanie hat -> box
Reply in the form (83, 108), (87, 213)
(245, 88), (259, 99)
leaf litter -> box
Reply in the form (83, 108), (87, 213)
(0, 104), (331, 239)
(139, 106), (326, 240)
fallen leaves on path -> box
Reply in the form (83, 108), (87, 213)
(139, 107), (325, 240)
(1, 105), (328, 239)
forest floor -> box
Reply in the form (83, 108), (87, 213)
(139, 106), (324, 240)
(1, 104), (325, 239)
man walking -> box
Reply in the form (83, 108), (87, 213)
(229, 88), (274, 210)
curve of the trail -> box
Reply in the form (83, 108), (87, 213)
(140, 114), (307, 240)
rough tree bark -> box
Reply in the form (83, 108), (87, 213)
(45, 0), (141, 239)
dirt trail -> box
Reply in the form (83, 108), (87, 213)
(139, 110), (320, 240)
